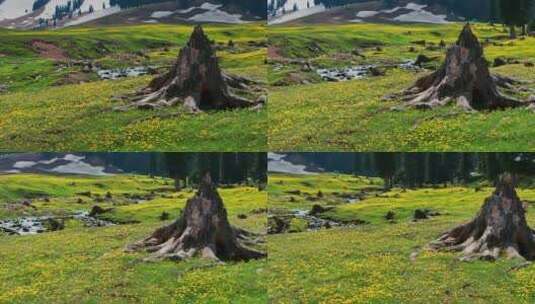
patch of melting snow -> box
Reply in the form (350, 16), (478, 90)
(13, 161), (37, 169)
(63, 5), (121, 27)
(268, 153), (316, 175)
(405, 3), (427, 10)
(64, 154), (85, 162)
(97, 66), (150, 80)
(187, 3), (246, 24)
(38, 0), (109, 20)
(0, 0), (34, 21)
(151, 11), (173, 18)
(50, 162), (109, 176)
(0, 211), (114, 236)
(355, 2), (449, 24)
(394, 9), (448, 24)
(269, 4), (325, 25)
(38, 157), (60, 165)
(177, 6), (197, 14)
(356, 11), (379, 18)
(1, 154), (115, 176)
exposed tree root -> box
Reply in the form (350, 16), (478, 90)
(427, 174), (535, 262)
(126, 173), (266, 263)
(390, 24), (534, 112)
(115, 25), (264, 112)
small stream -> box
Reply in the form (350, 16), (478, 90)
(291, 209), (346, 230)
(0, 211), (114, 236)
(97, 66), (152, 80)
(316, 60), (420, 82)
(269, 208), (366, 234)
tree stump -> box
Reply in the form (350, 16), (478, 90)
(429, 174), (535, 262)
(123, 25), (260, 111)
(396, 24), (531, 111)
(126, 173), (266, 263)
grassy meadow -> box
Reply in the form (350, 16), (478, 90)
(0, 23), (267, 151)
(267, 172), (535, 303)
(268, 22), (535, 151)
(0, 173), (267, 303)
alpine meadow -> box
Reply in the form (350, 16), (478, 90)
(268, 0), (535, 151)
(1, 0), (535, 303)
(0, 0), (268, 151)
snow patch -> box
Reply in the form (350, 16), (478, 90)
(354, 2), (449, 24)
(63, 6), (120, 27)
(269, 4), (325, 25)
(79, 0), (110, 14)
(187, 3), (246, 24)
(0, 0), (34, 21)
(37, 0), (111, 19)
(49, 162), (109, 176)
(38, 158), (59, 165)
(13, 161), (37, 169)
(63, 154), (85, 162)
(405, 3), (426, 10)
(48, 155), (110, 176)
(268, 153), (316, 175)
(393, 8), (448, 24)
(151, 11), (173, 18)
(356, 11), (378, 18)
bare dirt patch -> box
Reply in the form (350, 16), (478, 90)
(268, 46), (283, 60)
(31, 40), (69, 61)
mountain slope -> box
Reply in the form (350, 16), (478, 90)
(268, 0), (492, 24)
(0, 0), (265, 29)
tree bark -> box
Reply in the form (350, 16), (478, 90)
(429, 174), (535, 262)
(126, 173), (266, 262)
(393, 24), (530, 112)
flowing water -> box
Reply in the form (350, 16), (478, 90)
(0, 211), (114, 236)
(316, 60), (420, 82)
(97, 66), (151, 80)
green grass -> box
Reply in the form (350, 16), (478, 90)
(267, 172), (535, 303)
(0, 173), (267, 303)
(268, 22), (535, 151)
(0, 23), (267, 151)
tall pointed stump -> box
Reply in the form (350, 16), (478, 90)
(399, 24), (526, 111)
(126, 173), (266, 262)
(430, 174), (535, 261)
(128, 25), (256, 111)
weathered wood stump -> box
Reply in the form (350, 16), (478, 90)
(126, 173), (266, 263)
(429, 174), (535, 261)
(122, 25), (260, 111)
(396, 24), (532, 111)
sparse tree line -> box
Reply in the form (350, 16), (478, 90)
(288, 153), (535, 189)
(34, 0), (96, 27)
(86, 152), (267, 188)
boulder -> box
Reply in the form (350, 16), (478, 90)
(89, 205), (113, 217)
(494, 57), (507, 67)
(415, 54), (434, 66)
